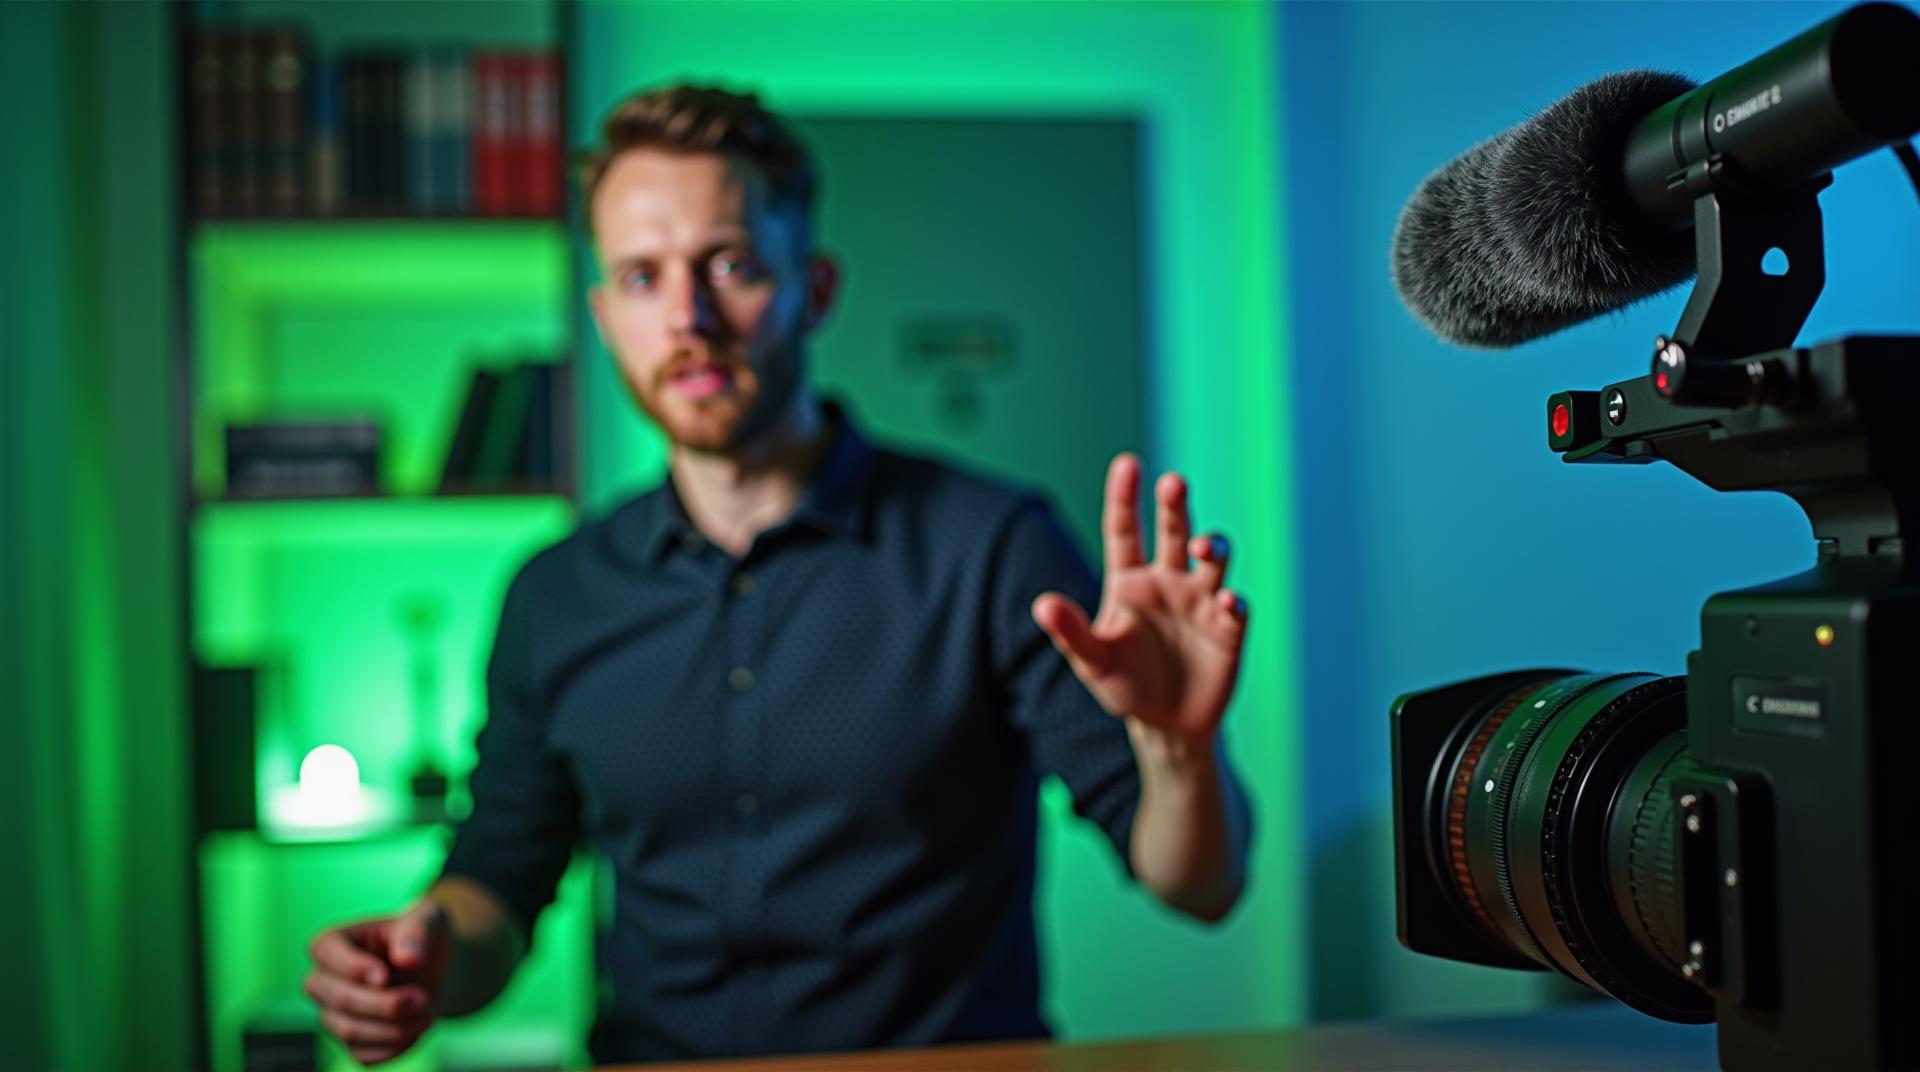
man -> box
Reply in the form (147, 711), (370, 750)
(304, 85), (1253, 1065)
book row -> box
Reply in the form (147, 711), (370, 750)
(186, 28), (564, 220)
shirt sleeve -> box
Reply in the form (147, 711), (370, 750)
(440, 563), (582, 941)
(987, 497), (1140, 873)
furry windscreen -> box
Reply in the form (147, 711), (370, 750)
(1392, 71), (1700, 349)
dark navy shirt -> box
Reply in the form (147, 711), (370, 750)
(442, 408), (1143, 1063)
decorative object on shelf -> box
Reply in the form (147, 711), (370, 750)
(191, 663), (261, 835)
(397, 592), (452, 818)
(224, 418), (382, 499)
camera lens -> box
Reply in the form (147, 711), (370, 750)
(1418, 671), (1713, 1022)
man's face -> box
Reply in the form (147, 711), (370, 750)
(588, 148), (822, 453)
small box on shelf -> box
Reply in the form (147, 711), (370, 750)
(224, 418), (383, 500)
(239, 999), (317, 1072)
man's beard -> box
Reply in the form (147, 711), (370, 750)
(636, 346), (804, 454)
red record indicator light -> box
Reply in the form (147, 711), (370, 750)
(1652, 337), (1685, 398)
(1545, 390), (1595, 452)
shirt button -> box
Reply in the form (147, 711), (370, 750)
(729, 571), (756, 597)
(727, 666), (755, 693)
(733, 792), (760, 819)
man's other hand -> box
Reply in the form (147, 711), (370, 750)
(1031, 452), (1247, 743)
(304, 899), (451, 1065)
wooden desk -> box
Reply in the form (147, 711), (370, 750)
(616, 1003), (1719, 1071)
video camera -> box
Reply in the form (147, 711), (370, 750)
(1390, 5), (1920, 1069)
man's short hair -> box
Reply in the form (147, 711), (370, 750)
(579, 84), (817, 247)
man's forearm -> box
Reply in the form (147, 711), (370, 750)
(426, 876), (527, 1016)
(1125, 721), (1248, 923)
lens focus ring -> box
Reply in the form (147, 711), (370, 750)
(1486, 674), (1628, 966)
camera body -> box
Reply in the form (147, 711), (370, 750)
(1391, 173), (1920, 1069)
(1395, 544), (1920, 1069)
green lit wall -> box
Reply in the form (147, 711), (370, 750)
(1, 3), (191, 1069)
(572, 0), (1303, 1038)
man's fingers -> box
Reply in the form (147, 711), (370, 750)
(388, 900), (442, 971)
(1191, 533), (1229, 593)
(1101, 453), (1145, 573)
(1032, 593), (1112, 678)
(320, 1008), (427, 1048)
(309, 929), (388, 988)
(1154, 472), (1191, 571)
(1214, 588), (1250, 639)
(305, 971), (429, 1022)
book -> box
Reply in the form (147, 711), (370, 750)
(374, 54), (406, 212)
(258, 27), (309, 216)
(432, 48), (471, 214)
(522, 52), (563, 216)
(437, 367), (503, 491)
(186, 32), (227, 216)
(342, 55), (374, 210)
(308, 58), (344, 215)
(403, 49), (439, 214)
(521, 362), (558, 484)
(223, 31), (262, 214)
(468, 362), (537, 488)
(472, 53), (513, 215)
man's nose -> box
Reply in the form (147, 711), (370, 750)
(664, 273), (720, 337)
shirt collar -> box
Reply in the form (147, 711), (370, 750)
(634, 400), (875, 562)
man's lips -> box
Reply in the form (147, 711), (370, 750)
(666, 363), (735, 399)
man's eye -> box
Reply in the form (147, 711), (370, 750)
(619, 267), (657, 292)
(710, 253), (765, 284)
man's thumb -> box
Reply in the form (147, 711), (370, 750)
(1031, 593), (1109, 676)
(389, 900), (441, 969)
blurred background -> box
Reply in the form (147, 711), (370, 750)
(2, 1), (1912, 1070)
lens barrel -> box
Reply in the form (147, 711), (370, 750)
(1406, 670), (1714, 1022)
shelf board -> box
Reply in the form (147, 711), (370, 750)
(191, 212), (566, 228)
(192, 492), (576, 544)
(198, 487), (571, 508)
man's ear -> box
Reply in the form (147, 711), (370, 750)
(803, 254), (841, 332)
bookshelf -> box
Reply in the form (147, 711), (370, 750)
(171, 3), (594, 1070)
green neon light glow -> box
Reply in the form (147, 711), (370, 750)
(574, 0), (1303, 1034)
(193, 496), (573, 809)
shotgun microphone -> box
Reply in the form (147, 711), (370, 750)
(1392, 2), (1920, 350)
